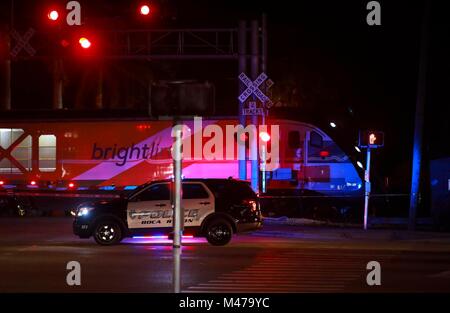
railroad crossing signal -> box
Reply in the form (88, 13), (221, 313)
(242, 101), (265, 116)
(238, 72), (273, 108)
(10, 28), (36, 57)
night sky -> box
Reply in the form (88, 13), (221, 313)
(1, 0), (448, 193)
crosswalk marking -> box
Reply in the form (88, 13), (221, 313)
(183, 250), (392, 293)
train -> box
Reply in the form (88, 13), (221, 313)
(0, 114), (363, 218)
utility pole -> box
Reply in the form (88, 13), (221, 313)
(250, 19), (259, 193)
(409, 2), (430, 230)
(1, 30), (11, 111)
(238, 20), (247, 180)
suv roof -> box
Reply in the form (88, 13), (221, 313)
(127, 178), (254, 198)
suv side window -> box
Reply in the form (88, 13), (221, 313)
(135, 183), (170, 201)
(206, 181), (255, 200)
(309, 131), (323, 148)
(183, 183), (209, 199)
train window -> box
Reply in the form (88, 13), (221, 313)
(288, 131), (301, 149)
(0, 129), (32, 174)
(0, 128), (24, 149)
(39, 135), (57, 172)
(11, 135), (32, 173)
(310, 131), (323, 148)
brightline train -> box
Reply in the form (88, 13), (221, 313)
(0, 115), (363, 214)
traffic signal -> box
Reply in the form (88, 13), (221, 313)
(78, 37), (91, 49)
(139, 4), (151, 15)
(359, 130), (384, 148)
(48, 10), (59, 21)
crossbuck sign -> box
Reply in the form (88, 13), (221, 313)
(238, 72), (273, 108)
(10, 28), (36, 57)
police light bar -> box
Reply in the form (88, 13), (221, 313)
(358, 130), (384, 148)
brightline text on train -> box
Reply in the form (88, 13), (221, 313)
(91, 117), (280, 170)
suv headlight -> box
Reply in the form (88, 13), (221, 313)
(77, 206), (94, 217)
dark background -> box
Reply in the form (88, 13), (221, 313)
(0, 0), (448, 195)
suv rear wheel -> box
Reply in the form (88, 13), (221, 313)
(205, 218), (233, 246)
(94, 219), (122, 246)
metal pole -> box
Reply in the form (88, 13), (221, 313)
(409, 2), (430, 231)
(364, 147), (371, 230)
(53, 59), (63, 109)
(172, 122), (183, 293)
(1, 29), (11, 110)
(95, 66), (103, 109)
(261, 14), (268, 193)
(173, 242), (181, 293)
(261, 143), (266, 193)
(250, 20), (259, 193)
(238, 20), (247, 180)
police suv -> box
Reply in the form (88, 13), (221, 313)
(73, 179), (262, 246)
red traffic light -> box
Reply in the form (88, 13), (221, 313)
(140, 5), (151, 15)
(79, 37), (91, 49)
(48, 10), (59, 21)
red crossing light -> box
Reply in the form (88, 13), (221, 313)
(140, 5), (151, 15)
(68, 182), (75, 189)
(79, 37), (91, 49)
(48, 10), (59, 21)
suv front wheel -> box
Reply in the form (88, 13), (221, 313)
(93, 219), (123, 245)
(205, 218), (233, 246)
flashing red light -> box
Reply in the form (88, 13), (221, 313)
(68, 182), (75, 188)
(259, 131), (271, 143)
(0, 180), (4, 185)
(320, 150), (330, 157)
(79, 37), (91, 49)
(30, 180), (37, 186)
(60, 39), (70, 48)
(140, 5), (151, 15)
(48, 10), (59, 21)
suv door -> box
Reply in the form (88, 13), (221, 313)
(182, 182), (215, 227)
(127, 183), (172, 229)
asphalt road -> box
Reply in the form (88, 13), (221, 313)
(1, 217), (450, 293)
